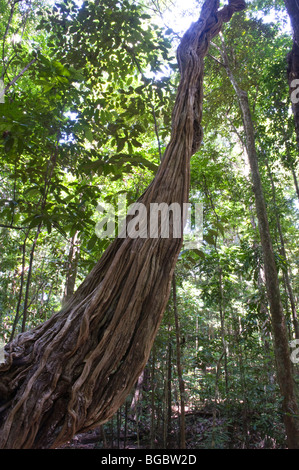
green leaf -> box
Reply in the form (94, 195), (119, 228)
(85, 129), (94, 143)
(203, 234), (215, 245)
(117, 138), (125, 153)
(87, 234), (98, 250)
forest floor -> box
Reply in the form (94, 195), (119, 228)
(59, 406), (285, 449)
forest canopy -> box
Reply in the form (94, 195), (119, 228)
(0, 0), (299, 449)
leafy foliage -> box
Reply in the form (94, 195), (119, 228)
(0, 0), (298, 449)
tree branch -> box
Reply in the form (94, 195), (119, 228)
(1, 0), (24, 79)
(4, 56), (37, 92)
(0, 223), (28, 230)
(208, 52), (225, 67)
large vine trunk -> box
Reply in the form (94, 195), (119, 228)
(0, 0), (245, 449)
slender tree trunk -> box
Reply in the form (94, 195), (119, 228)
(100, 424), (107, 448)
(287, 40), (299, 150)
(150, 346), (156, 449)
(135, 408), (140, 449)
(257, 268), (276, 399)
(124, 401), (128, 449)
(237, 318), (249, 448)
(21, 223), (42, 332)
(0, 0), (246, 449)
(218, 266), (228, 393)
(291, 165), (299, 201)
(284, 0), (299, 202)
(211, 350), (224, 448)
(218, 33), (299, 448)
(172, 275), (186, 449)
(62, 232), (80, 306)
(110, 416), (114, 448)
(163, 328), (172, 449)
(265, 158), (299, 339)
(10, 232), (28, 341)
(21, 139), (58, 331)
(130, 370), (144, 421)
(285, 0), (299, 151)
(116, 407), (121, 449)
(166, 339), (172, 448)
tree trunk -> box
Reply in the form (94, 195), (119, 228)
(130, 370), (144, 421)
(265, 158), (299, 339)
(291, 164), (299, 201)
(21, 223), (42, 332)
(163, 326), (172, 449)
(218, 266), (228, 394)
(172, 274), (186, 449)
(9, 232), (28, 341)
(218, 33), (299, 448)
(0, 0), (246, 449)
(123, 401), (128, 449)
(150, 346), (156, 449)
(287, 41), (299, 150)
(211, 350), (224, 448)
(62, 232), (80, 306)
(172, 276), (186, 449)
(285, 1), (299, 152)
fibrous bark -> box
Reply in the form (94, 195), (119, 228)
(0, 0), (246, 449)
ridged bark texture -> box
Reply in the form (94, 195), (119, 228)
(0, 0), (246, 449)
